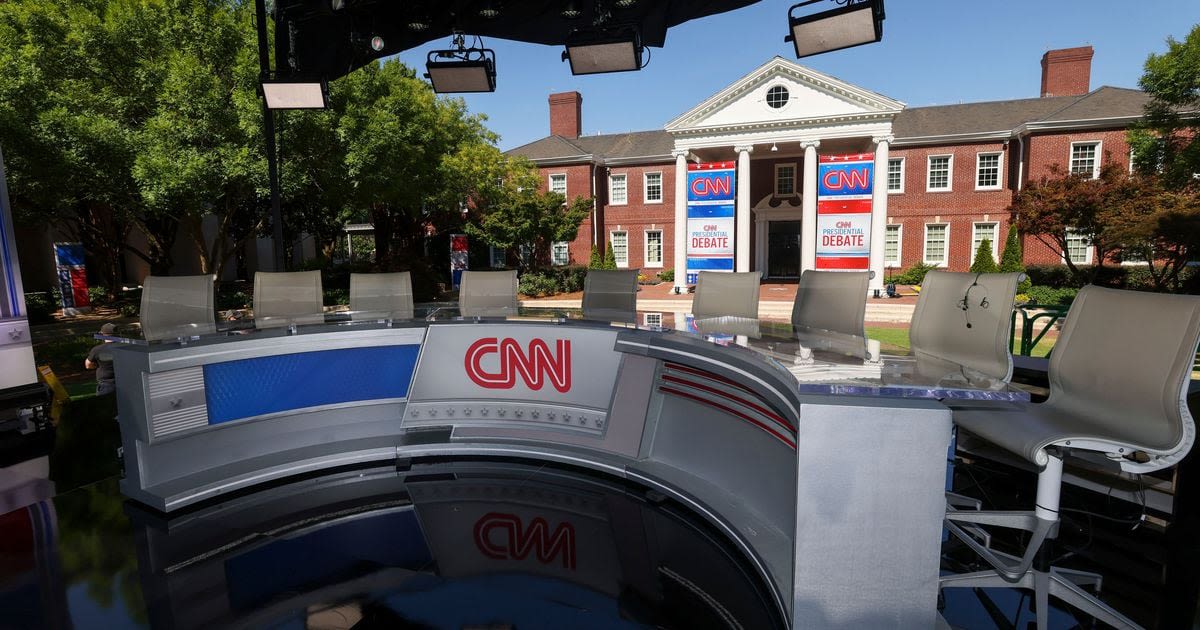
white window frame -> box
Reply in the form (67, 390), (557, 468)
(923, 223), (949, 267)
(971, 222), (1000, 262)
(643, 312), (663, 328)
(488, 245), (506, 268)
(887, 157), (905, 194)
(643, 229), (664, 268)
(926, 154), (953, 192)
(1069, 141), (1102, 179)
(548, 173), (567, 195)
(551, 241), (569, 266)
(884, 224), (902, 267)
(610, 230), (629, 268)
(643, 171), (663, 204)
(609, 173), (628, 205)
(975, 152), (1003, 190)
(774, 163), (797, 196)
(1064, 228), (1093, 265)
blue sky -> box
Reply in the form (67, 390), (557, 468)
(396, 0), (1200, 151)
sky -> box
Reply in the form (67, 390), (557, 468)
(396, 0), (1200, 152)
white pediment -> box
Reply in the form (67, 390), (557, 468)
(666, 57), (904, 133)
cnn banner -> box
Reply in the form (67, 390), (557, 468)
(685, 162), (736, 285)
(815, 154), (873, 271)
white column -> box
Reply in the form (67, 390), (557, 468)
(735, 145), (754, 273)
(869, 136), (892, 293)
(672, 149), (689, 292)
(800, 140), (820, 273)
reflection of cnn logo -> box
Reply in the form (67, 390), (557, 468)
(473, 512), (577, 569)
(464, 337), (572, 393)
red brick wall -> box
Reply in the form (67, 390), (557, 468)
(1040, 46), (1093, 97)
(548, 92), (582, 139)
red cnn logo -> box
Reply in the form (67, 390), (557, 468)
(473, 512), (577, 569)
(464, 337), (572, 393)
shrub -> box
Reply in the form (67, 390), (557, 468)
(658, 268), (675, 283)
(1025, 285), (1078, 306)
(518, 265), (588, 297)
(588, 246), (603, 269)
(888, 262), (938, 285)
(969, 239), (1000, 274)
(24, 292), (56, 324)
(602, 244), (617, 270)
(998, 225), (1030, 293)
(518, 272), (558, 297)
(87, 286), (109, 305)
(215, 282), (252, 310)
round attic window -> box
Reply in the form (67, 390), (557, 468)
(766, 85), (789, 109)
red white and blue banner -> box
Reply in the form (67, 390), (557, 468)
(450, 233), (468, 289)
(816, 153), (874, 271)
(685, 162), (736, 285)
(53, 242), (90, 315)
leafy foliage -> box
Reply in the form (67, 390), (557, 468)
(658, 268), (675, 283)
(998, 225), (1030, 292)
(602, 243), (617, 270)
(969, 238), (999, 273)
(588, 245), (604, 269)
(887, 262), (938, 285)
(1128, 24), (1200, 191)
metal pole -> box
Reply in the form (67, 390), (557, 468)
(255, 0), (286, 272)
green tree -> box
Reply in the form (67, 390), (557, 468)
(588, 245), (603, 269)
(1128, 24), (1200, 191)
(998, 224), (1030, 292)
(970, 238), (999, 273)
(602, 243), (617, 270)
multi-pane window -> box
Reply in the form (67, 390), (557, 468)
(927, 155), (952, 191)
(1070, 142), (1100, 179)
(776, 164), (796, 195)
(887, 158), (904, 193)
(643, 312), (663, 328)
(489, 246), (506, 268)
(766, 85), (790, 109)
(924, 224), (948, 266)
(884, 225), (901, 267)
(976, 153), (1001, 189)
(610, 174), (627, 204)
(972, 222), (999, 261)
(1065, 229), (1091, 264)
(644, 172), (663, 203)
(549, 173), (567, 195)
(645, 230), (663, 266)
(610, 231), (629, 268)
(551, 241), (569, 266)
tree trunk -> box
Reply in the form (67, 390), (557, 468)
(371, 204), (392, 269)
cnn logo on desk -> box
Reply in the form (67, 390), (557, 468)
(464, 337), (572, 393)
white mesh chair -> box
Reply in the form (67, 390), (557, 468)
(349, 272), (414, 321)
(692, 271), (760, 319)
(944, 286), (1200, 629)
(909, 270), (1022, 382)
(459, 270), (518, 317)
(253, 270), (325, 329)
(139, 275), (217, 341)
(582, 270), (638, 323)
(791, 270), (870, 338)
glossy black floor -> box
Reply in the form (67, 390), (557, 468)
(2, 396), (1199, 629)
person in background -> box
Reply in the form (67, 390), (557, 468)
(85, 322), (117, 396)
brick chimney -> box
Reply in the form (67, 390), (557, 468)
(1040, 46), (1093, 97)
(549, 91), (582, 139)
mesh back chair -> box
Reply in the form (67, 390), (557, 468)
(692, 271), (760, 319)
(791, 270), (870, 338)
(944, 286), (1200, 629)
(139, 275), (217, 341)
(459, 270), (518, 317)
(582, 270), (638, 323)
(253, 270), (325, 329)
(909, 270), (1022, 382)
(350, 272), (414, 321)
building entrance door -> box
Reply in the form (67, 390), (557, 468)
(767, 220), (801, 278)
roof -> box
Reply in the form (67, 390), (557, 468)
(509, 86), (1149, 162)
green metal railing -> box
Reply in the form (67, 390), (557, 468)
(1009, 305), (1070, 357)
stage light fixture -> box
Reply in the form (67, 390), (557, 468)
(561, 26), (643, 75)
(261, 78), (330, 109)
(370, 35), (385, 51)
(407, 10), (431, 32)
(424, 35), (497, 93)
(785, 0), (885, 59)
(561, 1), (582, 18)
(477, 1), (501, 18)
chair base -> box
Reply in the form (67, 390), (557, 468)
(941, 566), (1140, 629)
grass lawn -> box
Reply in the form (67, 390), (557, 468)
(866, 326), (1056, 358)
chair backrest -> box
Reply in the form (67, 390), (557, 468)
(582, 270), (638, 323)
(693, 271), (760, 319)
(139, 275), (216, 341)
(253, 270), (325, 329)
(792, 270), (869, 338)
(909, 270), (1022, 381)
(459, 270), (518, 317)
(350, 272), (414, 320)
(1046, 285), (1200, 468)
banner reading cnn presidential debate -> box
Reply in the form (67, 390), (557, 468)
(816, 153), (874, 270)
(685, 162), (736, 285)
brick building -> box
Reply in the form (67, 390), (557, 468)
(508, 46), (1147, 292)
